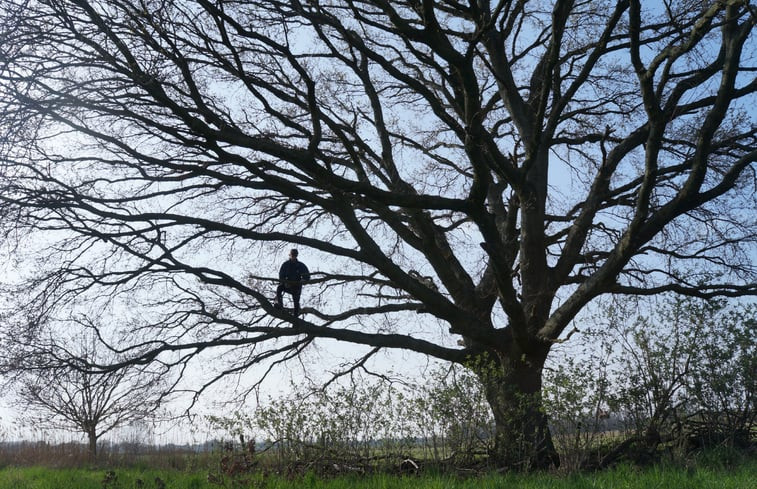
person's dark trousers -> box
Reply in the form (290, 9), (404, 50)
(276, 284), (302, 315)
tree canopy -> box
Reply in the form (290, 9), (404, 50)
(0, 0), (755, 468)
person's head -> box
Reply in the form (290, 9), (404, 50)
(289, 249), (298, 261)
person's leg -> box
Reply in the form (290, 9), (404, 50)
(291, 287), (302, 315)
(275, 284), (286, 308)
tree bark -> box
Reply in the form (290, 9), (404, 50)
(87, 430), (98, 460)
(472, 348), (559, 470)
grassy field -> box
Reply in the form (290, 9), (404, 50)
(1, 460), (755, 489)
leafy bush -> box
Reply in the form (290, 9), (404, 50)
(545, 296), (755, 468)
(209, 366), (494, 473)
(210, 296), (755, 472)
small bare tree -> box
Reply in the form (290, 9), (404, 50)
(6, 333), (165, 459)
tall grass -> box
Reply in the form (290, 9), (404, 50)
(1, 457), (755, 489)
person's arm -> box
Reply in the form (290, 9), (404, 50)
(279, 262), (287, 282)
(300, 263), (310, 282)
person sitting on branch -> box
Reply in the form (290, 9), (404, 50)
(274, 248), (310, 316)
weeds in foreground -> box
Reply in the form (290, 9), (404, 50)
(1, 453), (755, 489)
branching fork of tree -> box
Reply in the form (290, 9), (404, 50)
(0, 0), (755, 469)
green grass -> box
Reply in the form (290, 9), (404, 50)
(0, 460), (755, 489)
(0, 466), (209, 489)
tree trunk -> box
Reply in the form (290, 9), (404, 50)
(473, 349), (560, 470)
(87, 430), (98, 460)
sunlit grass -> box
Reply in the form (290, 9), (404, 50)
(0, 452), (757, 489)
(0, 458), (755, 488)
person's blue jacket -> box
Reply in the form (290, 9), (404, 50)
(279, 259), (310, 287)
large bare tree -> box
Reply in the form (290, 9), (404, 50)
(0, 0), (755, 468)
